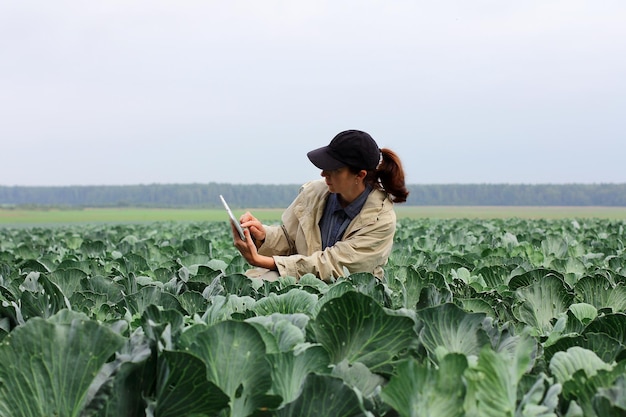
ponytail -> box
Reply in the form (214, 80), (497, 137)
(367, 148), (409, 203)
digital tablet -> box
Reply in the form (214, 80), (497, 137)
(219, 195), (246, 240)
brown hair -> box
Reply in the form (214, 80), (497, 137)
(351, 148), (409, 203)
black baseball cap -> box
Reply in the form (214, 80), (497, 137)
(307, 130), (381, 171)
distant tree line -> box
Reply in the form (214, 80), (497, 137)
(1, 183), (625, 208)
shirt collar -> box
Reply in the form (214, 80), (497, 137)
(328, 185), (372, 219)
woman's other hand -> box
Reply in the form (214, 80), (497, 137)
(239, 211), (266, 247)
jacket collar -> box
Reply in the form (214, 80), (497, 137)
(294, 179), (391, 233)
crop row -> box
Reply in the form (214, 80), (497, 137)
(0, 218), (624, 416)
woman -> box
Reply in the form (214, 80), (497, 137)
(230, 129), (409, 281)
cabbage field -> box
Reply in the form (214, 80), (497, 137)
(0, 217), (625, 417)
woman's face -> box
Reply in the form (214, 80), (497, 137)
(321, 167), (355, 195)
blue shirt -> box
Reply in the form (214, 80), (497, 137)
(319, 186), (372, 250)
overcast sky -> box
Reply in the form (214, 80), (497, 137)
(1, 1), (624, 186)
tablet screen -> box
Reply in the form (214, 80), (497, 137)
(219, 195), (246, 240)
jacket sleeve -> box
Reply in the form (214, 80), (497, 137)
(258, 224), (295, 256)
(273, 208), (396, 281)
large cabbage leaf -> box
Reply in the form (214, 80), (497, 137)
(0, 311), (125, 417)
(574, 276), (626, 312)
(549, 346), (612, 385)
(464, 332), (537, 417)
(513, 274), (573, 336)
(417, 302), (490, 363)
(253, 288), (318, 316)
(266, 345), (330, 405)
(275, 373), (366, 417)
(310, 291), (417, 373)
(246, 313), (310, 353)
(152, 350), (229, 417)
(178, 320), (281, 416)
(381, 353), (468, 417)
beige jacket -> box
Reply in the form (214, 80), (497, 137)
(258, 179), (396, 281)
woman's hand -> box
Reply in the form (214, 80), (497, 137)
(230, 213), (276, 270)
(239, 212), (266, 248)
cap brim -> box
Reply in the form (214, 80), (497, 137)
(307, 146), (346, 170)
